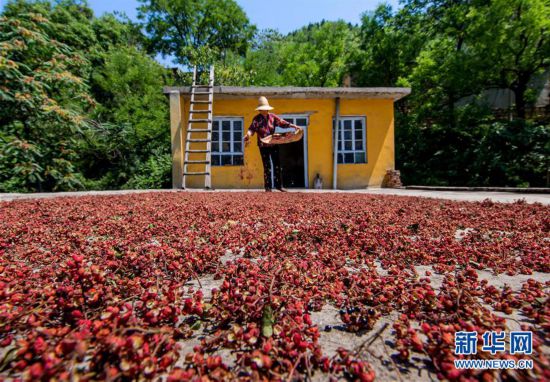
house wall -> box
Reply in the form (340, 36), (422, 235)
(172, 96), (395, 189)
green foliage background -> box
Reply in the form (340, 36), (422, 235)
(1, 0), (549, 191)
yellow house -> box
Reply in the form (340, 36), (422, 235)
(163, 86), (410, 189)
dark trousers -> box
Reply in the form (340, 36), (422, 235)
(259, 145), (282, 190)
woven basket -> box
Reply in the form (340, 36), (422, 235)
(260, 127), (303, 145)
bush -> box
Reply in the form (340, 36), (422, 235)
(397, 116), (550, 187)
(470, 120), (550, 187)
(123, 148), (172, 189)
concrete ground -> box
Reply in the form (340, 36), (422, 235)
(1, 188), (549, 204)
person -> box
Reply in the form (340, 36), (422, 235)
(244, 96), (299, 192)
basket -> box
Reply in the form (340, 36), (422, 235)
(260, 127), (304, 145)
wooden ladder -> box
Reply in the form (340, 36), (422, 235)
(183, 65), (214, 189)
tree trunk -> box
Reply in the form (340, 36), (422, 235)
(513, 85), (526, 120)
(513, 73), (530, 120)
(448, 90), (456, 129)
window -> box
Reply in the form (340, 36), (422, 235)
(333, 117), (367, 164)
(211, 117), (244, 166)
(275, 116), (308, 133)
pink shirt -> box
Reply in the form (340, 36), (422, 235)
(248, 113), (293, 147)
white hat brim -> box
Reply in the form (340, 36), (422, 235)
(256, 105), (274, 110)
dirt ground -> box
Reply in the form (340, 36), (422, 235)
(180, 243), (549, 381)
(1, 190), (548, 381)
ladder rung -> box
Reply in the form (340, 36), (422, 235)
(189, 119), (211, 123)
(184, 172), (210, 176)
(189, 110), (211, 113)
(188, 139), (210, 142)
(193, 91), (210, 95)
(187, 149), (209, 153)
(191, 100), (211, 104)
(188, 129), (211, 133)
(193, 85), (212, 88)
(185, 160), (210, 164)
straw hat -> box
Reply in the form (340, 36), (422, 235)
(255, 96), (274, 111)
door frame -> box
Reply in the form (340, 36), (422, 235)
(271, 114), (309, 188)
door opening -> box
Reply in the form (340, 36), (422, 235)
(279, 139), (304, 188)
(270, 115), (308, 188)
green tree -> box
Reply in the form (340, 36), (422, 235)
(91, 45), (169, 144)
(399, 0), (491, 127)
(244, 21), (358, 87)
(0, 12), (92, 191)
(351, 4), (425, 87)
(243, 29), (284, 86)
(3, 0), (97, 51)
(472, 0), (550, 119)
(281, 21), (359, 87)
(80, 45), (171, 187)
(1, 0), (171, 191)
(137, 0), (255, 65)
(212, 50), (254, 86)
(371, 0), (549, 187)
(4, 0), (143, 64)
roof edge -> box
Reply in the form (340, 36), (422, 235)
(163, 86), (411, 101)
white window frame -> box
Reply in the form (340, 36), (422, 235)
(333, 116), (367, 164)
(212, 117), (244, 166)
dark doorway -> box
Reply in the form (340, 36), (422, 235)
(279, 139), (305, 188)
(270, 115), (308, 188)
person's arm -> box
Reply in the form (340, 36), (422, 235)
(273, 114), (298, 130)
(244, 119), (256, 145)
(244, 129), (253, 145)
